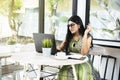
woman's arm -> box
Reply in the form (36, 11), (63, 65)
(57, 38), (66, 51)
(81, 24), (92, 55)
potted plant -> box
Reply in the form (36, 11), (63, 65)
(7, 38), (16, 45)
(7, 38), (17, 52)
(42, 38), (53, 56)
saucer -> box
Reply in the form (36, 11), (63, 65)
(54, 56), (68, 60)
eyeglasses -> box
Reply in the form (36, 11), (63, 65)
(67, 23), (75, 28)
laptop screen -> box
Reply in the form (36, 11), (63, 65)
(33, 33), (57, 55)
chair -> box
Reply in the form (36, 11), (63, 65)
(89, 45), (119, 80)
(89, 45), (104, 72)
(25, 64), (60, 80)
(1, 56), (23, 80)
(100, 55), (117, 80)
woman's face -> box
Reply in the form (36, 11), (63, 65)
(68, 21), (80, 34)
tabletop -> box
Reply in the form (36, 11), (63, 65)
(0, 51), (11, 59)
(10, 51), (88, 66)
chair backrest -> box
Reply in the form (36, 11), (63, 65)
(89, 45), (119, 80)
(89, 45), (104, 72)
(100, 55), (117, 80)
(90, 54), (101, 72)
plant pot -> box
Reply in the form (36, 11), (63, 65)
(8, 44), (21, 53)
(42, 48), (51, 56)
(8, 45), (16, 53)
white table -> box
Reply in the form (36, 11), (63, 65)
(11, 51), (88, 80)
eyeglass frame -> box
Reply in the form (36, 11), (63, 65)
(67, 23), (76, 28)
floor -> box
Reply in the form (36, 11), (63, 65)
(2, 65), (59, 80)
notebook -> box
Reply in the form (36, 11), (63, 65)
(33, 33), (57, 55)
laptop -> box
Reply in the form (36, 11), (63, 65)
(33, 33), (57, 55)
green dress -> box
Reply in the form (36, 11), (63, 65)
(57, 38), (100, 80)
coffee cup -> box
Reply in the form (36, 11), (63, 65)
(57, 52), (66, 57)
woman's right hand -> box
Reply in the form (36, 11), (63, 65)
(56, 38), (66, 52)
(57, 46), (61, 51)
(85, 24), (91, 34)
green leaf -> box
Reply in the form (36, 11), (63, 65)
(42, 38), (53, 48)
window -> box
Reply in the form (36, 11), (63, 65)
(44, 0), (72, 40)
(90, 0), (120, 41)
(79, 0), (120, 47)
(77, 0), (86, 26)
(0, 0), (39, 45)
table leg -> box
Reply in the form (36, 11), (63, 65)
(37, 65), (41, 80)
(25, 64), (38, 80)
(23, 64), (42, 80)
(71, 65), (77, 80)
(23, 64), (28, 80)
(23, 64), (33, 80)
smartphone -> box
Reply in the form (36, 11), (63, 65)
(79, 57), (86, 60)
(68, 57), (86, 60)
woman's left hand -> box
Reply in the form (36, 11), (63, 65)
(85, 24), (91, 34)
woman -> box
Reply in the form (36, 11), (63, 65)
(57, 15), (100, 80)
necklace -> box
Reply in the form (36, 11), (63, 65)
(72, 35), (82, 47)
(72, 39), (79, 47)
(73, 35), (81, 42)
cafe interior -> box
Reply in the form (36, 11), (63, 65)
(0, 0), (120, 80)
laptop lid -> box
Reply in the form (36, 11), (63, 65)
(33, 33), (57, 55)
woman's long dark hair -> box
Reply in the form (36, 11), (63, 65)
(65, 15), (93, 54)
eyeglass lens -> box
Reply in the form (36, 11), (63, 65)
(68, 23), (75, 27)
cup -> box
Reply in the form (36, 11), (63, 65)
(57, 52), (66, 57)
